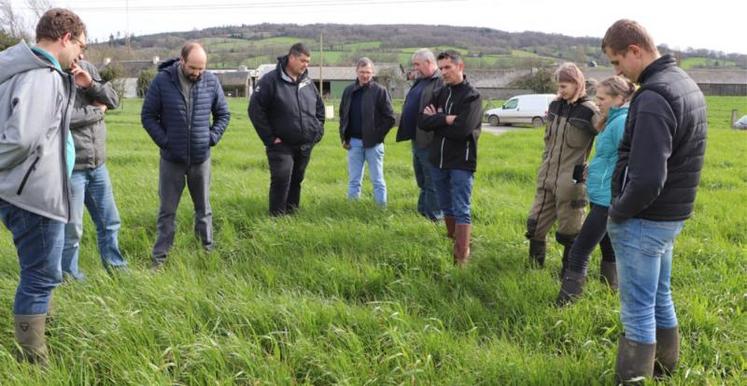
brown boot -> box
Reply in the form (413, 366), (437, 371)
(453, 224), (472, 266)
(600, 260), (619, 291)
(615, 335), (655, 384)
(654, 326), (680, 379)
(14, 314), (49, 366)
(444, 216), (456, 239)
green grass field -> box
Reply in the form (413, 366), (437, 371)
(0, 97), (745, 385)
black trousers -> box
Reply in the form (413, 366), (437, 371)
(266, 143), (312, 216)
(567, 203), (616, 274)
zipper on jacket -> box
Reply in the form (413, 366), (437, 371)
(465, 142), (470, 161)
(17, 156), (40, 195)
(440, 137), (446, 168)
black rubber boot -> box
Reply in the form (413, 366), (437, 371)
(615, 335), (655, 384)
(528, 239), (546, 268)
(600, 260), (618, 291)
(654, 326), (680, 379)
(555, 270), (586, 306)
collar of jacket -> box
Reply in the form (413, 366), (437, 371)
(607, 105), (628, 122)
(413, 70), (440, 86)
(352, 80), (375, 92)
(445, 74), (470, 89)
(637, 54), (676, 84)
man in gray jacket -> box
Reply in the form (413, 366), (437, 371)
(0, 8), (87, 365)
(61, 59), (128, 280)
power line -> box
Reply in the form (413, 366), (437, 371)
(18, 0), (466, 12)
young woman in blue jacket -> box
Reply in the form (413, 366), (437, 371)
(556, 76), (635, 306)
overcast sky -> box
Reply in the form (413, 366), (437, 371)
(12, 0), (746, 54)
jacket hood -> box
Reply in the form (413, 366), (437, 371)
(0, 41), (58, 85)
(276, 55), (309, 83)
(158, 57), (180, 71)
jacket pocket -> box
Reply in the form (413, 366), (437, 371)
(17, 156), (40, 195)
(564, 123), (591, 149)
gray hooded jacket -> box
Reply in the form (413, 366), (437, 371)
(0, 41), (74, 222)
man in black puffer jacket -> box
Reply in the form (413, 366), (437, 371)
(142, 42), (230, 269)
(249, 43), (325, 216)
(602, 20), (707, 384)
(421, 50), (482, 266)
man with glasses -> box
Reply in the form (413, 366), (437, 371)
(0, 8), (88, 365)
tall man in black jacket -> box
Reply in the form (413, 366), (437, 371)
(249, 43), (325, 216)
(421, 51), (482, 266)
(602, 20), (707, 383)
(339, 57), (396, 206)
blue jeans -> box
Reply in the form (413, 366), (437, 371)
(412, 143), (442, 220)
(62, 164), (127, 280)
(0, 199), (64, 315)
(607, 218), (684, 344)
(431, 168), (474, 224)
(347, 138), (386, 206)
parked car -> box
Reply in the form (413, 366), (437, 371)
(484, 94), (556, 127)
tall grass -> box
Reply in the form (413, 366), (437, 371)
(0, 97), (744, 385)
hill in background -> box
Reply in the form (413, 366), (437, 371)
(86, 23), (747, 71)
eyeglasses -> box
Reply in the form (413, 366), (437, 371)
(71, 37), (87, 53)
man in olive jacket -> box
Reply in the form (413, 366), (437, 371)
(339, 57), (396, 206)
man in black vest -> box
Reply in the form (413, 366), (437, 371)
(602, 19), (707, 383)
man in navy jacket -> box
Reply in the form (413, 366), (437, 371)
(142, 42), (230, 269)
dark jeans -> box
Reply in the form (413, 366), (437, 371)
(412, 143), (442, 220)
(267, 143), (312, 216)
(0, 199), (64, 315)
(152, 157), (212, 263)
(567, 203), (615, 275)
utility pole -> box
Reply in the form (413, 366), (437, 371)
(319, 31), (324, 98)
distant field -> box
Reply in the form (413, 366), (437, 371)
(0, 97), (744, 384)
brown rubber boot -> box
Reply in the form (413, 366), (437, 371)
(444, 216), (456, 239)
(654, 326), (680, 379)
(615, 335), (655, 384)
(600, 260), (619, 291)
(453, 224), (472, 266)
(14, 314), (49, 366)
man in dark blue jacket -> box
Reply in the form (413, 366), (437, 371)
(142, 42), (230, 269)
(602, 20), (707, 383)
(248, 43), (325, 216)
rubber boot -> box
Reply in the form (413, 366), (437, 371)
(615, 335), (655, 384)
(453, 224), (472, 266)
(555, 270), (586, 306)
(14, 314), (49, 366)
(600, 260), (619, 291)
(654, 326), (680, 379)
(559, 245), (571, 280)
(444, 216), (456, 239)
(528, 239), (546, 268)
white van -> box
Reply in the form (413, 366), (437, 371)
(484, 94), (556, 127)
